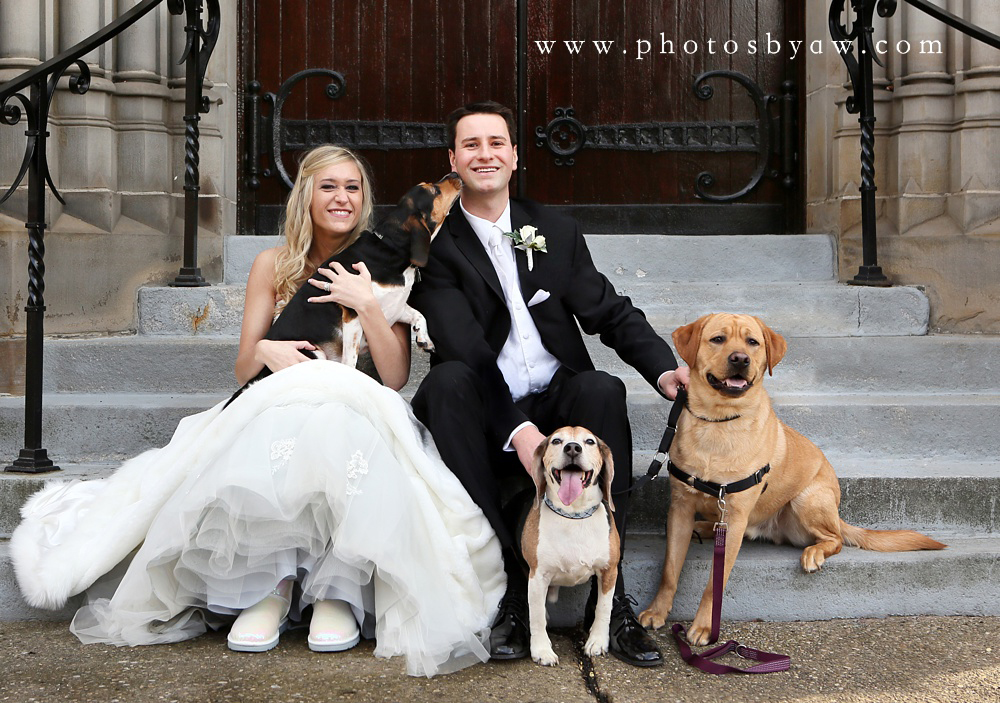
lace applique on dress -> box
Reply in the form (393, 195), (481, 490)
(269, 438), (296, 475)
(345, 450), (369, 496)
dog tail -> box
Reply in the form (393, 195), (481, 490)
(840, 520), (947, 552)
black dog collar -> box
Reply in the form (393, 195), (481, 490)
(667, 460), (770, 498)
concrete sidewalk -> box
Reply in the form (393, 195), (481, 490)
(1, 616), (997, 703)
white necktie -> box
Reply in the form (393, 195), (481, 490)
(489, 227), (514, 285)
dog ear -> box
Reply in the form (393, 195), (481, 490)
(672, 314), (710, 368)
(532, 437), (549, 500)
(598, 438), (615, 512)
(409, 214), (433, 267)
(754, 316), (787, 375)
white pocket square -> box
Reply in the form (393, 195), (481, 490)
(527, 289), (551, 307)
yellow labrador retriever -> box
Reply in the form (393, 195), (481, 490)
(522, 427), (620, 666)
(639, 313), (945, 645)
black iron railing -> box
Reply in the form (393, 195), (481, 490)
(0, 0), (220, 473)
(830, 0), (1000, 286)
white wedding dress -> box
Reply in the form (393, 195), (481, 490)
(11, 361), (505, 677)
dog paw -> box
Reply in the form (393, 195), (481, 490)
(583, 634), (609, 657)
(638, 608), (667, 630)
(801, 547), (826, 573)
(414, 333), (435, 352)
(686, 621), (713, 646)
(531, 646), (559, 666)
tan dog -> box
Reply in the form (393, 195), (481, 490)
(638, 313), (946, 645)
(521, 427), (620, 666)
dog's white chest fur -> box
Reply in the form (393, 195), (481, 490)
(370, 267), (415, 324)
(339, 268), (433, 368)
(535, 501), (612, 586)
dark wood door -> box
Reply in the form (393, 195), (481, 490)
(241, 0), (802, 234)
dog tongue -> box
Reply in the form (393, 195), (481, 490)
(558, 469), (586, 506)
(725, 377), (748, 389)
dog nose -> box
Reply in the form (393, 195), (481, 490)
(564, 442), (582, 458)
(729, 351), (750, 368)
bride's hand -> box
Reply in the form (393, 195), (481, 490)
(307, 262), (376, 313)
(254, 338), (317, 373)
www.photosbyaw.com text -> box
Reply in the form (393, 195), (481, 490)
(534, 33), (943, 60)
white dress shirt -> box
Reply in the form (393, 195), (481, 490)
(460, 201), (562, 448)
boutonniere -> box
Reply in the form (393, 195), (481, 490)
(503, 225), (547, 271)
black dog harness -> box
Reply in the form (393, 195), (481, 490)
(666, 461), (770, 499)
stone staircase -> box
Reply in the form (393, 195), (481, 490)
(2, 234), (998, 625)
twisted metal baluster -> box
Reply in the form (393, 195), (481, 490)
(830, 0), (896, 286)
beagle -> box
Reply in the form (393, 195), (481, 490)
(521, 427), (620, 666)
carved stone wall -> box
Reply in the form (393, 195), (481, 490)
(808, 0), (1000, 333)
(0, 0), (237, 339)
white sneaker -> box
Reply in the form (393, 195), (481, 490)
(227, 579), (292, 652)
(308, 599), (361, 652)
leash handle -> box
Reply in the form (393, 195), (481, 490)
(671, 522), (791, 675)
(671, 624), (791, 674)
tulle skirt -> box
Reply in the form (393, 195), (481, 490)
(16, 362), (505, 677)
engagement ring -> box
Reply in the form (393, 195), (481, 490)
(324, 282), (332, 292)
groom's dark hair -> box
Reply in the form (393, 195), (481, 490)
(445, 101), (517, 151)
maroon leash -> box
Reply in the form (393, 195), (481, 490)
(669, 487), (791, 674)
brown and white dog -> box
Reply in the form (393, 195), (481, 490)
(521, 427), (620, 666)
(228, 173), (461, 405)
(638, 313), (946, 645)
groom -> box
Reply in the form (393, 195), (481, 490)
(410, 101), (688, 667)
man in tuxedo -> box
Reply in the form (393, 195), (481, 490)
(410, 101), (689, 667)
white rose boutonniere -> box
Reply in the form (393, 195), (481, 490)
(503, 225), (548, 271)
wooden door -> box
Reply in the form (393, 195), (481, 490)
(241, 0), (802, 234)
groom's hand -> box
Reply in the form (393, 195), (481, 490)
(658, 366), (691, 400)
(512, 425), (546, 476)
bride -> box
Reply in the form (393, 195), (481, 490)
(11, 146), (505, 678)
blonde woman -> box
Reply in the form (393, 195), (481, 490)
(12, 146), (504, 677)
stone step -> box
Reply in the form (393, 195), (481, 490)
(40, 334), (1000, 395)
(543, 533), (998, 626)
(137, 281), (929, 337)
(3, 534), (995, 624)
(3, 458), (997, 540)
(223, 234), (839, 285)
(2, 388), (997, 463)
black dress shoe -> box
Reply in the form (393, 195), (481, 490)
(606, 594), (663, 667)
(489, 592), (530, 660)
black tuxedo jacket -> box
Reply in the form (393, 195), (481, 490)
(410, 198), (677, 444)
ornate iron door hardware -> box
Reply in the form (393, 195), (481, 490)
(246, 70), (447, 192)
(533, 71), (797, 203)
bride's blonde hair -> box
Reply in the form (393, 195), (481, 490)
(273, 145), (375, 306)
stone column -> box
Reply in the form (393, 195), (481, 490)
(0, 0), (47, 208)
(115, 0), (172, 233)
(951, 0), (1000, 231)
(890, 0), (954, 232)
(52, 0), (120, 232)
(0, 0), (51, 345)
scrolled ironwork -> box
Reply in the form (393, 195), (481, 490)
(0, 0), (220, 470)
(692, 70), (776, 202)
(67, 59), (92, 96)
(261, 69), (348, 190)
